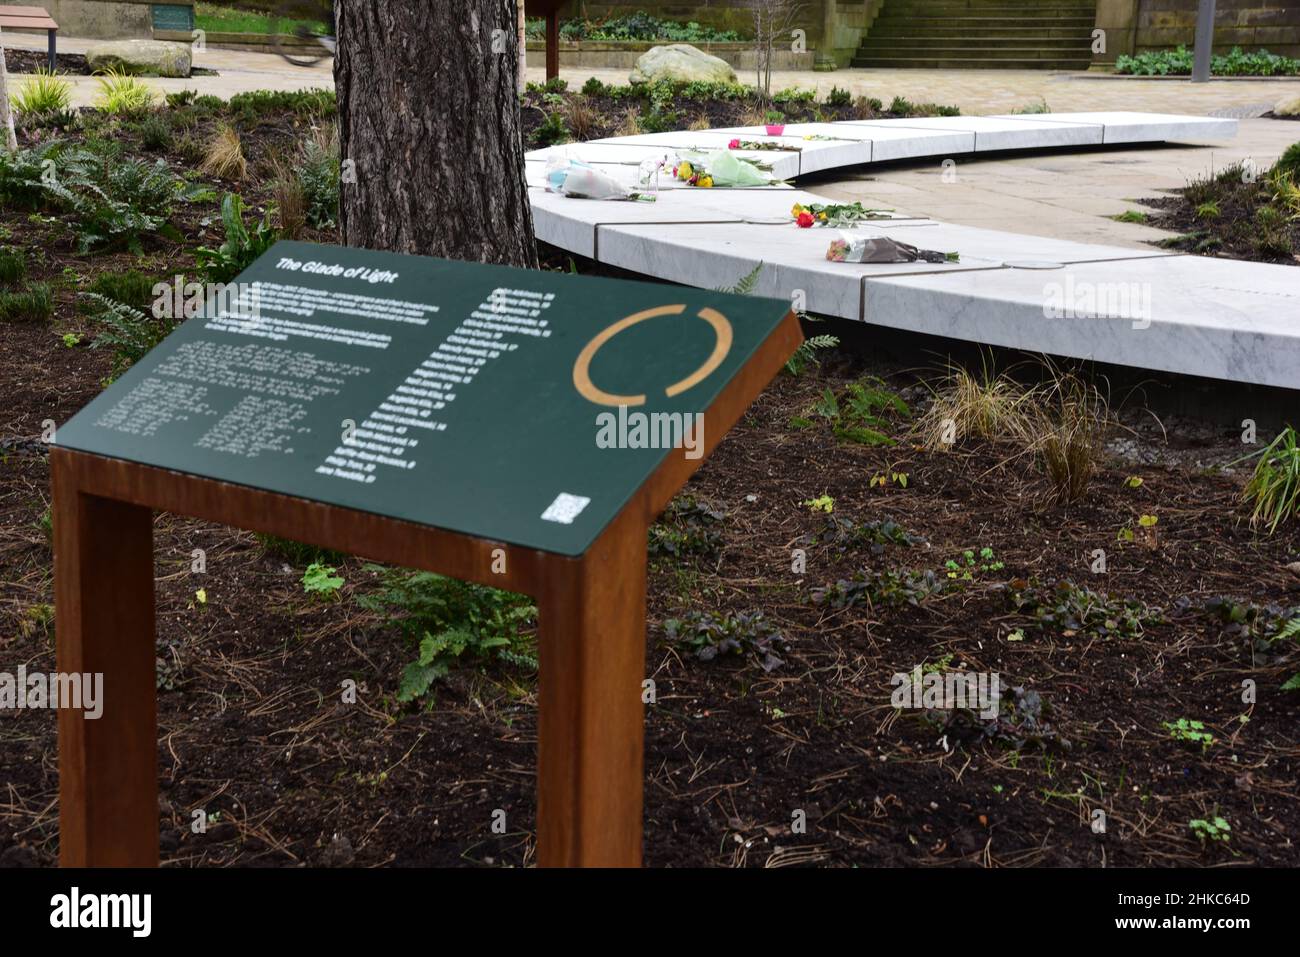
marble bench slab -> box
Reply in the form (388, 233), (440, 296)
(523, 160), (797, 195)
(594, 218), (1176, 320)
(992, 111), (1238, 144)
(530, 137), (801, 179)
(529, 185), (933, 258)
(717, 121), (975, 163)
(846, 115), (1105, 151)
(593, 130), (872, 176)
(861, 256), (1298, 389)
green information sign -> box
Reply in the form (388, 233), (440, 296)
(56, 241), (791, 556)
(151, 4), (195, 33)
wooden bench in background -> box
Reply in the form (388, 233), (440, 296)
(0, 5), (59, 72)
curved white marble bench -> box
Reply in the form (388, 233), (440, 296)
(525, 112), (1300, 391)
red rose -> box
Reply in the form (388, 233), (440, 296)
(796, 211), (815, 228)
(728, 138), (740, 149)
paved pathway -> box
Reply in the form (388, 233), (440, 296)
(811, 118), (1300, 248)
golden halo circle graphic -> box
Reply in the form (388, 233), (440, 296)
(572, 305), (733, 407)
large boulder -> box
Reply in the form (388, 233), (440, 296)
(1274, 94), (1300, 118)
(86, 40), (192, 79)
(629, 43), (736, 85)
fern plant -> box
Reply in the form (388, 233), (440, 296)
(42, 144), (212, 252)
(357, 567), (537, 703)
(81, 292), (173, 375)
(1272, 616), (1300, 690)
(0, 139), (65, 210)
(195, 193), (278, 283)
(785, 333), (838, 376)
(297, 131), (340, 229)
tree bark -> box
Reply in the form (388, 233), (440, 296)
(335, 1), (538, 268)
(0, 28), (19, 153)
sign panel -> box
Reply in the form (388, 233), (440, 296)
(56, 241), (791, 556)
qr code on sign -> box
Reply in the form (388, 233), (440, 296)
(541, 493), (591, 525)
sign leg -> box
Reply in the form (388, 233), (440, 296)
(53, 455), (158, 866)
(536, 513), (648, 867)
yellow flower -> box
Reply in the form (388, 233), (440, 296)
(791, 203), (805, 216)
(817, 211), (827, 220)
(677, 161), (693, 180)
(698, 176), (714, 188)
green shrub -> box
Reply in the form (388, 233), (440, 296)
(95, 69), (158, 117)
(531, 110), (569, 147)
(195, 193), (278, 284)
(357, 567), (537, 703)
(639, 104), (682, 133)
(663, 610), (789, 671)
(0, 140), (64, 210)
(531, 13), (742, 42)
(297, 133), (340, 229)
(889, 95), (960, 117)
(87, 269), (158, 313)
(580, 76), (607, 97)
(0, 246), (26, 285)
(165, 90), (197, 108)
(135, 113), (174, 151)
(0, 283), (53, 323)
(41, 143), (213, 252)
(1116, 45), (1300, 77)
(774, 86), (816, 104)
(193, 93), (226, 113)
(1241, 426), (1300, 533)
(1274, 142), (1300, 183)
(9, 69), (73, 116)
(824, 85), (851, 108)
(228, 88), (335, 121)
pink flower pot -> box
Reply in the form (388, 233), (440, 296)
(765, 124), (785, 136)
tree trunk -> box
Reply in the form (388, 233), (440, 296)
(517, 2), (527, 94)
(335, 1), (538, 268)
(0, 28), (18, 153)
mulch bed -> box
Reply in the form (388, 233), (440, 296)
(1, 100), (1299, 869)
(2, 49), (89, 76)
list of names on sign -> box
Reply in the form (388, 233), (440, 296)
(56, 241), (792, 555)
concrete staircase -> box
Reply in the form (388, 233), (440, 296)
(851, 0), (1097, 70)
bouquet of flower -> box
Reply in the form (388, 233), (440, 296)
(727, 138), (800, 152)
(826, 233), (958, 264)
(792, 201), (895, 228)
(544, 157), (654, 201)
(673, 150), (777, 188)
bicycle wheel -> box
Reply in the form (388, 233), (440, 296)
(271, 1), (333, 67)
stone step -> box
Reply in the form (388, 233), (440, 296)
(868, 24), (1096, 39)
(878, 1), (1095, 13)
(858, 36), (1093, 51)
(850, 55), (1095, 69)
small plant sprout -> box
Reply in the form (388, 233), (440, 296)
(804, 494), (834, 513)
(1189, 816), (1230, 844)
(1124, 476), (1144, 489)
(1164, 718), (1215, 751)
(944, 547), (1005, 581)
(303, 562), (344, 598)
